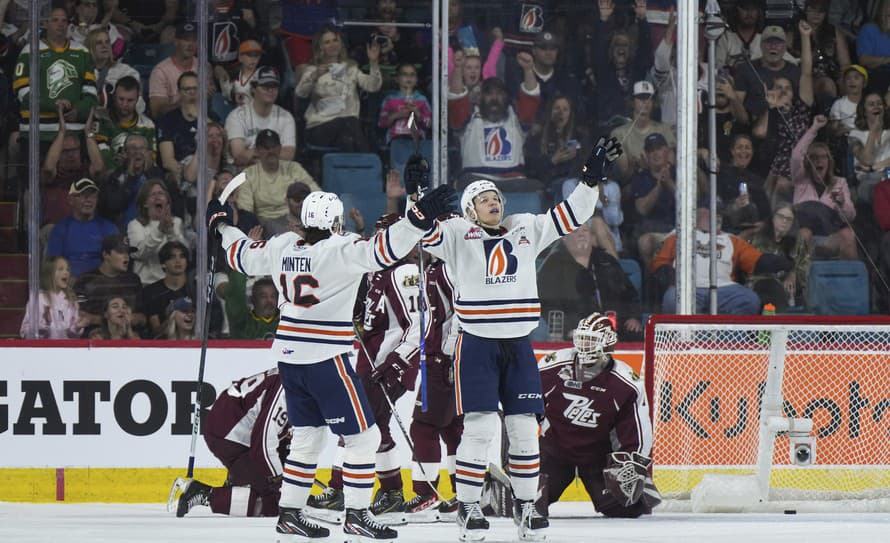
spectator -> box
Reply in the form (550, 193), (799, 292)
(218, 273), (280, 340)
(40, 108), (105, 226)
(650, 8), (682, 129)
(127, 179), (188, 285)
(13, 6), (97, 144)
(630, 133), (677, 269)
(156, 296), (196, 340)
(142, 240), (192, 337)
(225, 66), (296, 167)
(46, 178), (119, 277)
(714, 0), (767, 69)
(610, 81), (676, 181)
(448, 52), (540, 186)
(787, 0), (851, 100)
(70, 0), (126, 61)
(538, 224), (642, 342)
(112, 0), (177, 43)
(733, 25), (803, 124)
(74, 233), (144, 332)
(873, 171), (890, 308)
(95, 75), (156, 170)
(295, 28), (382, 152)
(237, 129), (320, 236)
(588, 0), (652, 129)
(378, 62), (432, 143)
(652, 206), (791, 315)
(216, 39), (262, 108)
(88, 295), (140, 340)
(698, 71), (749, 166)
(285, 181), (313, 236)
(792, 115), (858, 259)
(86, 27), (141, 112)
(855, 0), (890, 94)
(19, 256), (84, 339)
(182, 121), (227, 201)
(459, 53), (484, 107)
(828, 64), (868, 137)
(748, 202), (811, 311)
(448, 0), (489, 59)
(101, 135), (166, 228)
(157, 72), (219, 190)
(208, 0), (258, 66)
(349, 0), (430, 88)
(149, 23), (216, 118)
(848, 91), (890, 203)
(716, 134), (771, 235)
(524, 95), (589, 200)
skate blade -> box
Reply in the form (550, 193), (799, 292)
(343, 534), (396, 543)
(405, 507), (442, 523)
(437, 510), (457, 523)
(275, 534), (318, 543)
(518, 528), (546, 542)
(303, 507), (344, 525)
(370, 511), (407, 526)
(458, 532), (486, 542)
(166, 477), (189, 514)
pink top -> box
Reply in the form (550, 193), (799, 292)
(790, 125), (856, 220)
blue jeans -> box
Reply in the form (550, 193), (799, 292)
(661, 284), (761, 315)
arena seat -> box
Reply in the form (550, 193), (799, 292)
(389, 138), (433, 180)
(501, 190), (542, 215)
(806, 260), (869, 315)
(322, 153), (385, 235)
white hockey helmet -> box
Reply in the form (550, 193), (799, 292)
(301, 191), (344, 233)
(460, 180), (505, 223)
(573, 312), (618, 375)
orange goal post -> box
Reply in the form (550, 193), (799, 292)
(644, 315), (890, 512)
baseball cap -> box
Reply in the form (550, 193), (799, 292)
(255, 66), (280, 86)
(175, 22), (197, 40)
(69, 177), (99, 195)
(238, 39), (262, 55)
(533, 31), (559, 49)
(255, 129), (281, 149)
(101, 233), (135, 254)
(644, 132), (668, 152)
(633, 80), (655, 97)
(287, 182), (312, 200)
(761, 25), (786, 42)
(168, 296), (196, 315)
(844, 64), (868, 84)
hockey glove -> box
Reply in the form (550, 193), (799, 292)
(207, 199), (234, 233)
(370, 352), (412, 397)
(407, 185), (457, 230)
(603, 452), (652, 507)
(404, 153), (431, 195)
(580, 136), (622, 187)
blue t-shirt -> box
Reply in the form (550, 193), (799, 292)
(856, 23), (890, 61)
(46, 216), (119, 277)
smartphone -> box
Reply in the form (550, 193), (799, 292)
(738, 181), (748, 195)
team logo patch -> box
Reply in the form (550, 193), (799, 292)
(282, 347), (294, 355)
(483, 239), (518, 284)
(464, 227), (483, 240)
(46, 59), (77, 99)
(519, 4), (544, 33)
(483, 127), (513, 162)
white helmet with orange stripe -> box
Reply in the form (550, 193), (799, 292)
(460, 180), (505, 226)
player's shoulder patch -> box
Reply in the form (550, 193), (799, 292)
(537, 347), (573, 370)
(610, 358), (644, 388)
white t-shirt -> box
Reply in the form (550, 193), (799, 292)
(829, 96), (858, 131)
(224, 103), (296, 149)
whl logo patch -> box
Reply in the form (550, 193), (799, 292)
(483, 239), (517, 284)
(562, 393), (601, 428)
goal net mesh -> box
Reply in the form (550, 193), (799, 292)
(646, 317), (890, 505)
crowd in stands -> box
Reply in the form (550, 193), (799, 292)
(9, 0), (890, 342)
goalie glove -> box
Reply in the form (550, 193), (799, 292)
(404, 153), (431, 196)
(603, 451), (652, 507)
(580, 136), (622, 187)
(369, 351), (413, 396)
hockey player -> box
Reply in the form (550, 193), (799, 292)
(537, 313), (660, 518)
(418, 137), (622, 541)
(206, 186), (455, 542)
(308, 213), (422, 525)
(176, 368), (289, 518)
(404, 257), (464, 522)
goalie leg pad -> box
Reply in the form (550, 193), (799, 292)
(504, 414), (540, 501)
(341, 425), (381, 510)
(280, 426), (327, 509)
(455, 411), (498, 503)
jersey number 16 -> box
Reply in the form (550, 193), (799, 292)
(279, 273), (320, 308)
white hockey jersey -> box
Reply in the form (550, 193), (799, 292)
(219, 219), (425, 364)
(421, 183), (599, 338)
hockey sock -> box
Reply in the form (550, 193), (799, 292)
(342, 426), (381, 509)
(455, 412), (498, 502)
(376, 441), (402, 492)
(280, 426), (326, 508)
(505, 414), (540, 501)
(210, 486), (278, 517)
(328, 444), (345, 490)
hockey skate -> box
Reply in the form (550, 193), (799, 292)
(343, 507), (398, 543)
(403, 492), (441, 523)
(175, 479), (211, 517)
(456, 501), (489, 541)
(369, 488), (408, 525)
(513, 499), (549, 542)
(304, 486), (344, 524)
(437, 496), (459, 522)
(275, 507), (330, 541)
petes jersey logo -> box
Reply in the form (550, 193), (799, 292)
(562, 392), (601, 428)
(519, 4), (544, 33)
(483, 239), (518, 284)
(483, 127), (513, 163)
(47, 59), (77, 99)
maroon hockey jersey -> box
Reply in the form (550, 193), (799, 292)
(204, 368), (290, 479)
(538, 348), (652, 467)
(423, 260), (457, 357)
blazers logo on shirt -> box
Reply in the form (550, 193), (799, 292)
(483, 239), (518, 284)
(483, 127), (513, 162)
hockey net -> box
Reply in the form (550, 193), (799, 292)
(644, 315), (890, 512)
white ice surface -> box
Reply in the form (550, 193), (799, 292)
(1, 502), (889, 543)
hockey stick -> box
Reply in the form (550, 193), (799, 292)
(351, 321), (445, 501)
(406, 112), (429, 413)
